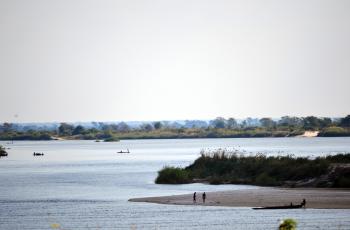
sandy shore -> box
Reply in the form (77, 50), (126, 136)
(129, 188), (350, 209)
(298, 131), (319, 137)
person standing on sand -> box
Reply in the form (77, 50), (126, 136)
(301, 198), (306, 208)
(202, 192), (206, 203)
(193, 192), (196, 203)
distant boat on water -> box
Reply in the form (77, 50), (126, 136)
(253, 204), (303, 210)
(33, 152), (44, 156)
(0, 145), (8, 157)
(117, 149), (130, 154)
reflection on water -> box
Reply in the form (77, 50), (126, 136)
(0, 138), (350, 229)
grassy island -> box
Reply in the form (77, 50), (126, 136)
(155, 151), (350, 188)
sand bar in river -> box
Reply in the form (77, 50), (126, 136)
(129, 188), (350, 209)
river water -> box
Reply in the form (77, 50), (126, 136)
(0, 138), (350, 229)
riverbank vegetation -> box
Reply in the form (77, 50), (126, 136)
(155, 150), (350, 188)
(0, 131), (53, 140)
(155, 167), (191, 184)
(1, 115), (349, 140)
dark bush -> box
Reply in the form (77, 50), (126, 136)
(155, 167), (191, 184)
(158, 151), (350, 187)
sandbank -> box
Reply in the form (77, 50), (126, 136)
(129, 187), (350, 209)
(298, 131), (319, 137)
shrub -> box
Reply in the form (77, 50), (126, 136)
(155, 167), (191, 184)
(318, 126), (350, 137)
(279, 219), (297, 230)
(335, 176), (350, 188)
(254, 172), (279, 186)
(158, 150), (350, 187)
(103, 136), (120, 142)
(209, 176), (225, 185)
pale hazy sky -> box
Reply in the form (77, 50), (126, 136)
(1, 0), (349, 122)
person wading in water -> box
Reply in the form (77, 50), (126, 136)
(193, 192), (196, 203)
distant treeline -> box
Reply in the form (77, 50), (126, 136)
(0, 115), (349, 140)
(155, 151), (350, 188)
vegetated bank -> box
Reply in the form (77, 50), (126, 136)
(2, 127), (348, 141)
(1, 115), (350, 141)
(317, 126), (350, 137)
(155, 151), (350, 188)
(0, 131), (53, 141)
(0, 127), (305, 141)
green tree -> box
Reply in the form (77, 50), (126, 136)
(241, 120), (247, 128)
(245, 117), (255, 127)
(259, 118), (276, 128)
(211, 117), (226, 129)
(227, 118), (238, 129)
(303, 116), (321, 130)
(278, 116), (302, 128)
(1, 122), (13, 133)
(340, 115), (350, 127)
(141, 123), (153, 131)
(319, 117), (332, 128)
(116, 122), (130, 132)
(72, 125), (85, 135)
(58, 123), (74, 136)
(153, 121), (163, 130)
(101, 124), (118, 131)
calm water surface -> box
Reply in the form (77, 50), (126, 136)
(0, 138), (350, 229)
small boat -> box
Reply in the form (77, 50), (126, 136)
(33, 152), (44, 156)
(117, 149), (130, 154)
(253, 204), (303, 210)
(0, 146), (8, 157)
